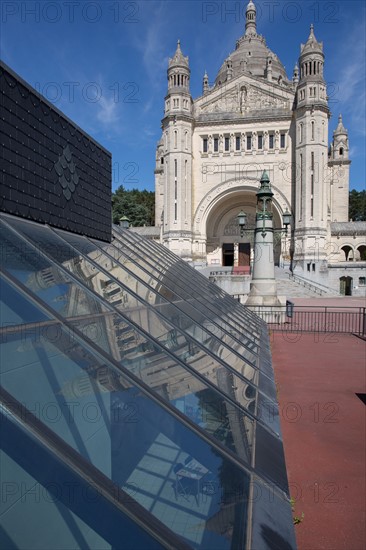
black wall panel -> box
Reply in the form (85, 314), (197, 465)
(0, 62), (112, 242)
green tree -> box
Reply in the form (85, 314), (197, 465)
(349, 189), (366, 221)
(112, 186), (155, 226)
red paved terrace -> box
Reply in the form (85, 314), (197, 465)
(271, 304), (365, 550)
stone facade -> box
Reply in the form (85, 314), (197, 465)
(155, 1), (365, 296)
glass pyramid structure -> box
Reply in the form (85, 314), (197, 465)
(0, 212), (296, 549)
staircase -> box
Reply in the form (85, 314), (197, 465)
(275, 268), (334, 298)
(199, 266), (337, 298)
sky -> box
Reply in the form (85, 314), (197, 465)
(1, 0), (365, 192)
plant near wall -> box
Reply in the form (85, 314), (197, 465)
(290, 497), (304, 525)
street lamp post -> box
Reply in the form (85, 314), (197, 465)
(119, 216), (130, 229)
(237, 210), (248, 238)
(241, 171), (290, 323)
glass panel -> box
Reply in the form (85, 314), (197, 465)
(63, 234), (279, 413)
(251, 475), (296, 550)
(1, 277), (49, 326)
(255, 424), (289, 490)
(94, 236), (260, 366)
(115, 228), (262, 341)
(0, 283), (111, 475)
(0, 219), (278, 465)
(0, 420), (164, 550)
(1, 216), (279, 437)
(0, 279), (251, 549)
(113, 230), (239, 310)
(0, 220), (111, 324)
(47, 226), (266, 383)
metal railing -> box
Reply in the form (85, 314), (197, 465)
(210, 269), (251, 277)
(243, 305), (366, 336)
(287, 273), (337, 296)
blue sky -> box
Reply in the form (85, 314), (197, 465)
(1, 0), (365, 192)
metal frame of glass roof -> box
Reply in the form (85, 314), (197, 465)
(0, 212), (296, 549)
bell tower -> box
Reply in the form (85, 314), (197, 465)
(155, 40), (194, 260)
(328, 114), (351, 222)
(294, 25), (330, 274)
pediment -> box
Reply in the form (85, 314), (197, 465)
(195, 77), (293, 116)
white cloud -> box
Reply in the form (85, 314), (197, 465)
(331, 18), (366, 135)
(130, 1), (170, 89)
(144, 127), (156, 137)
(143, 98), (154, 114)
(96, 95), (119, 125)
(348, 145), (359, 158)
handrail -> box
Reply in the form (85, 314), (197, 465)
(242, 305), (366, 335)
(288, 273), (337, 296)
(244, 305), (364, 312)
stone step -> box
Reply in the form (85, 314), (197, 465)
(274, 268), (331, 298)
(200, 266), (334, 298)
(275, 279), (319, 298)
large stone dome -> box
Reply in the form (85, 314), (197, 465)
(214, 1), (290, 87)
(214, 34), (290, 86)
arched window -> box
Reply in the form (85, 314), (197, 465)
(185, 131), (188, 150)
(311, 121), (315, 141)
(341, 246), (352, 261)
(339, 276), (353, 295)
(174, 160), (178, 222)
(357, 245), (366, 261)
(299, 153), (303, 220)
(184, 160), (187, 220)
(310, 152), (315, 218)
(174, 130), (177, 149)
(339, 147), (344, 156)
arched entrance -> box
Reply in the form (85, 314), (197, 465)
(205, 189), (283, 267)
(222, 241), (252, 267)
(339, 276), (353, 296)
(220, 211), (255, 267)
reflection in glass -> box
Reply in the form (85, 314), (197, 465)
(0, 275), (252, 549)
(0, 219), (262, 467)
(0, 212), (295, 550)
(2, 217), (278, 426)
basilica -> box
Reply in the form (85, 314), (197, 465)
(154, 1), (365, 296)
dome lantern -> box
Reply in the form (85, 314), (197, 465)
(245, 0), (257, 36)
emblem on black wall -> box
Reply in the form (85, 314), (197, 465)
(54, 145), (80, 200)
